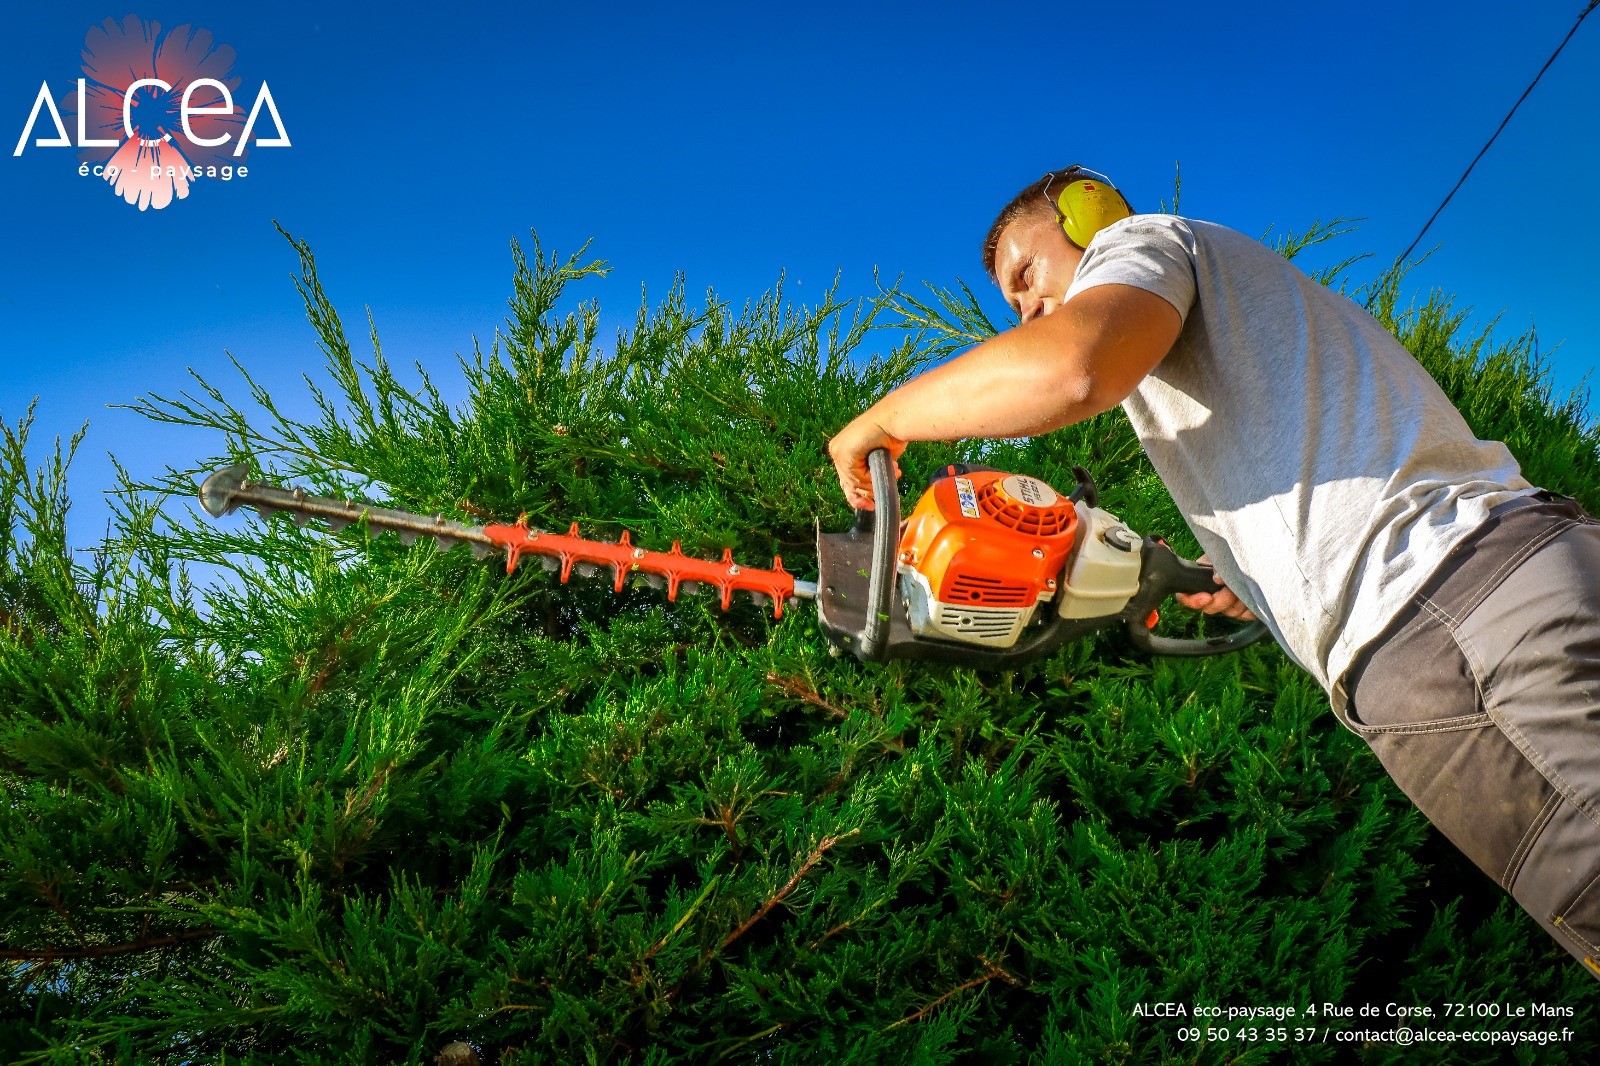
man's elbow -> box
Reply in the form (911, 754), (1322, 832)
(1054, 369), (1128, 424)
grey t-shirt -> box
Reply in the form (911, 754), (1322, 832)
(1064, 213), (1535, 703)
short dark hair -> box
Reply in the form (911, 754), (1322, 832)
(980, 168), (1137, 282)
(981, 174), (1056, 283)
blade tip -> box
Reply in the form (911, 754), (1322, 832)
(197, 463), (250, 518)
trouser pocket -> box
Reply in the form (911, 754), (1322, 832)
(1344, 502), (1600, 980)
(1348, 624), (1561, 891)
(1341, 503), (1589, 891)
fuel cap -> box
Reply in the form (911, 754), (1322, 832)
(1103, 526), (1140, 552)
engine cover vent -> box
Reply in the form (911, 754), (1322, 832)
(935, 604), (1024, 642)
(948, 573), (1032, 607)
(900, 567), (1036, 648)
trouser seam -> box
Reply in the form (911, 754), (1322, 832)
(1504, 790), (1562, 891)
(1417, 596), (1455, 630)
(1471, 655), (1600, 828)
(1456, 615), (1600, 830)
(1361, 714), (1490, 735)
(1457, 525), (1558, 617)
(1554, 867), (1600, 954)
(1432, 517), (1579, 625)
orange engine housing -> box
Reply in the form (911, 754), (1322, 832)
(897, 470), (1079, 627)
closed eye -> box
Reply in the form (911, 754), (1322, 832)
(1007, 261), (1033, 313)
(1010, 261), (1031, 293)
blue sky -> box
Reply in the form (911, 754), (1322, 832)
(2, 2), (1597, 551)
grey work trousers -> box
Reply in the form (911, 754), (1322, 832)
(1333, 490), (1600, 983)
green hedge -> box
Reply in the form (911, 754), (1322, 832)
(2, 221), (1596, 1064)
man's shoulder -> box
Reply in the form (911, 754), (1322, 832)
(1119, 215), (1304, 273)
(1094, 214), (1255, 256)
(1083, 214), (1199, 266)
(1100, 212), (1196, 240)
(1106, 213), (1256, 243)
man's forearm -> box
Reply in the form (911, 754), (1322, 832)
(867, 311), (1107, 443)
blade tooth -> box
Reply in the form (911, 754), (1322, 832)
(255, 504), (280, 519)
(470, 543), (494, 560)
(433, 535), (461, 552)
(539, 555), (560, 572)
(326, 517), (352, 532)
(398, 530), (420, 547)
(636, 573), (667, 590)
(292, 512), (310, 528)
(681, 580), (702, 595)
(574, 562), (599, 579)
(747, 592), (769, 607)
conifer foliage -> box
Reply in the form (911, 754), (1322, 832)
(3, 223), (1599, 1063)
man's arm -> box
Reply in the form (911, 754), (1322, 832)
(828, 282), (1183, 507)
(827, 282), (1258, 622)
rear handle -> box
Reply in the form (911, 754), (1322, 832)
(1124, 538), (1273, 657)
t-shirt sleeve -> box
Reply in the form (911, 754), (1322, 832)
(1063, 214), (1198, 325)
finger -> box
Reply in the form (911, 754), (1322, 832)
(835, 454), (869, 504)
(848, 481), (875, 510)
(1181, 588), (1232, 616)
(851, 465), (876, 509)
(1204, 588), (1241, 616)
(1212, 592), (1258, 621)
(837, 471), (868, 509)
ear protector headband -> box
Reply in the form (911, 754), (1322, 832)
(1042, 165), (1134, 249)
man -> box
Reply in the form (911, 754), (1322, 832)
(826, 165), (1600, 983)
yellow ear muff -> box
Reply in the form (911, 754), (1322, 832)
(1053, 178), (1133, 248)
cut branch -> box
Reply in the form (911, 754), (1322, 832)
(764, 672), (847, 719)
(717, 829), (860, 956)
(885, 956), (1023, 1031)
(0, 927), (217, 961)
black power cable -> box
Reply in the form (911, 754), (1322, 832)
(1398, 0), (1599, 265)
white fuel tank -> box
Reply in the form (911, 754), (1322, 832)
(1055, 503), (1143, 619)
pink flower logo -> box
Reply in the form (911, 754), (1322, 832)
(64, 15), (249, 211)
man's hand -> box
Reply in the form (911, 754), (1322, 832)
(1173, 555), (1259, 621)
(827, 414), (906, 510)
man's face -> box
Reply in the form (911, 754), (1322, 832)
(993, 210), (1083, 324)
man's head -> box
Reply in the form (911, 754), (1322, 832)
(981, 167), (1134, 323)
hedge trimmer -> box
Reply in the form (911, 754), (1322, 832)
(198, 449), (1270, 668)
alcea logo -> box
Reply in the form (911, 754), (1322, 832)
(13, 15), (290, 211)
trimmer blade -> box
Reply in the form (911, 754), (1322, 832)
(197, 462), (803, 619)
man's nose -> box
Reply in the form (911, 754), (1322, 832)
(1020, 295), (1051, 323)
